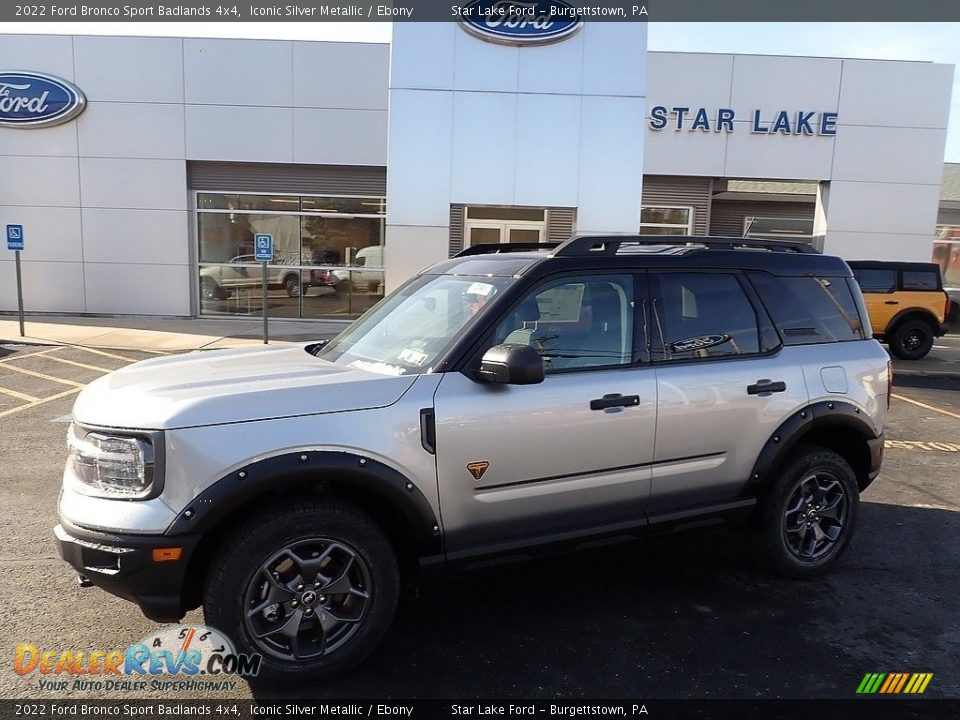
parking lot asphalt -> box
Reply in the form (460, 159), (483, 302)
(0, 342), (957, 701)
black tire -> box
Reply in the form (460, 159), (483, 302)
(761, 445), (859, 579)
(204, 499), (399, 682)
(283, 274), (301, 298)
(889, 318), (934, 360)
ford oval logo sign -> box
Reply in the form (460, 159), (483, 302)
(0, 72), (86, 129)
(459, 0), (583, 46)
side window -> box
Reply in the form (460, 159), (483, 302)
(654, 273), (760, 360)
(749, 273), (865, 344)
(494, 275), (635, 372)
(854, 269), (896, 293)
(902, 270), (939, 290)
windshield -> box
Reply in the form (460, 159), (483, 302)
(317, 274), (512, 375)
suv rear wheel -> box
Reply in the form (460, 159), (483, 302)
(761, 445), (859, 578)
(204, 498), (399, 681)
(889, 318), (934, 360)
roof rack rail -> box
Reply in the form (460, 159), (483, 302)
(454, 242), (560, 257)
(554, 235), (820, 256)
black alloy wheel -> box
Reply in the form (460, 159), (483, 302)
(243, 538), (372, 661)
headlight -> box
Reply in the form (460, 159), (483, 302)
(66, 424), (157, 499)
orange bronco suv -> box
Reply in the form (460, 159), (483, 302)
(848, 260), (954, 360)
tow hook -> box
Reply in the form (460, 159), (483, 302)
(77, 574), (93, 588)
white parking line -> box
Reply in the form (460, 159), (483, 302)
(892, 393), (960, 422)
(70, 346), (140, 363)
(0, 363), (85, 388)
(0, 347), (58, 365)
(0, 387), (82, 421)
(0, 385), (41, 403)
(41, 354), (113, 373)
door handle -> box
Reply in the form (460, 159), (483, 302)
(884, 300), (900, 305)
(590, 393), (641, 411)
(747, 380), (787, 395)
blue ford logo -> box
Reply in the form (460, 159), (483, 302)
(459, 0), (583, 46)
(0, 72), (86, 129)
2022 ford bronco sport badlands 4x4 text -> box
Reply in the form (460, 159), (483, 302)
(55, 236), (889, 681)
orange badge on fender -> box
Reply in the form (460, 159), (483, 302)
(467, 461), (489, 480)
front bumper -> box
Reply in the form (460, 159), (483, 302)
(54, 518), (199, 623)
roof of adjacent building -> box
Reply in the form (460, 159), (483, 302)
(725, 169), (960, 205)
(727, 180), (817, 195)
(943, 164), (960, 203)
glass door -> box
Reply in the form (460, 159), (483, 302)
(467, 223), (506, 247)
(464, 206), (547, 249)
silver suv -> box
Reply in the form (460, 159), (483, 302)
(55, 236), (889, 681)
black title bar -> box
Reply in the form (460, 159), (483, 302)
(0, 699), (956, 720)
(4, 0), (960, 22)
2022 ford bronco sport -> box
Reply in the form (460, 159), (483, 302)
(55, 235), (889, 681)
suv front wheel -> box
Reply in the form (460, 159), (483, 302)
(204, 498), (400, 682)
(761, 445), (859, 578)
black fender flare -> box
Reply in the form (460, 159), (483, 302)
(885, 307), (940, 335)
(748, 400), (882, 491)
(163, 450), (442, 557)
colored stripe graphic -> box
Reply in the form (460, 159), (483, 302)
(856, 673), (932, 694)
(893, 673), (909, 693)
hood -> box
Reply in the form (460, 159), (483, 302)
(71, 344), (417, 430)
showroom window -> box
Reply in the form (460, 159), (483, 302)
(640, 206), (693, 235)
(196, 193), (385, 319)
(933, 225), (960, 290)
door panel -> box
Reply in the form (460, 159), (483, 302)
(433, 270), (653, 555)
(649, 271), (809, 513)
(863, 292), (898, 333)
(433, 369), (656, 554)
(652, 353), (808, 512)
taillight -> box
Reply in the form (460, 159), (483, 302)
(887, 359), (892, 409)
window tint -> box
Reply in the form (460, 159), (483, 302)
(494, 275), (635, 372)
(749, 273), (865, 345)
(902, 270), (939, 290)
(854, 269), (896, 293)
(654, 273), (760, 360)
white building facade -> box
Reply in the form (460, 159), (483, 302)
(0, 27), (953, 319)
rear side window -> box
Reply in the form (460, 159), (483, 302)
(749, 273), (865, 345)
(901, 270), (939, 290)
(854, 269), (896, 293)
(654, 273), (760, 360)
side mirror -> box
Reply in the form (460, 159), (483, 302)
(477, 344), (545, 385)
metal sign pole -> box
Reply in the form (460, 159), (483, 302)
(14, 250), (24, 337)
(261, 261), (269, 345)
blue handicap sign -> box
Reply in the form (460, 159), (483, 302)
(6, 224), (24, 251)
(254, 233), (273, 262)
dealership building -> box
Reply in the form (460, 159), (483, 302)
(0, 25), (955, 319)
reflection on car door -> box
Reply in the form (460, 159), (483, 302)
(433, 273), (657, 557)
(648, 271), (808, 515)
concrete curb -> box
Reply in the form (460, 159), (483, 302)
(893, 369), (960, 380)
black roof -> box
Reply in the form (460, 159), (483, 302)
(847, 260), (942, 273)
(429, 235), (851, 278)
